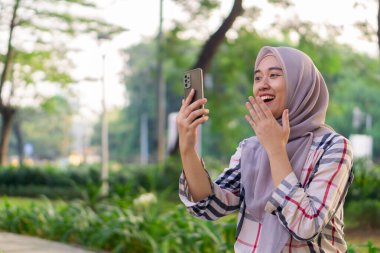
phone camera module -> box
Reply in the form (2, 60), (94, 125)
(184, 73), (191, 88)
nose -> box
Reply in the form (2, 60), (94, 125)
(257, 77), (270, 91)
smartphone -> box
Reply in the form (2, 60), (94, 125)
(183, 68), (204, 112)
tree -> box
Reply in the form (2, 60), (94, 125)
(0, 0), (124, 165)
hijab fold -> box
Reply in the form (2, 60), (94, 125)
(240, 46), (334, 252)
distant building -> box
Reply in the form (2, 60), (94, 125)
(349, 134), (373, 161)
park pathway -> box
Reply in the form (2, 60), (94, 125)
(0, 232), (100, 253)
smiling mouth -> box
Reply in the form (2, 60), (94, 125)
(260, 95), (275, 103)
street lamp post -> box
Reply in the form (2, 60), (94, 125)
(97, 33), (111, 197)
(157, 0), (166, 162)
(100, 52), (109, 197)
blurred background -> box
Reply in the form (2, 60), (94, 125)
(0, 0), (379, 252)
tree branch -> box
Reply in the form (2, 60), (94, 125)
(192, 0), (244, 73)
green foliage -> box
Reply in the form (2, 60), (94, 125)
(0, 165), (99, 199)
(0, 156), (379, 252)
(348, 241), (380, 253)
(40, 95), (72, 114)
(8, 107), (72, 159)
(0, 157), (185, 201)
(1, 0), (125, 92)
(0, 0), (126, 164)
(92, 32), (201, 163)
(346, 161), (380, 203)
(0, 193), (378, 252)
(345, 161), (380, 230)
(171, 0), (220, 21)
(0, 197), (236, 253)
(345, 200), (380, 229)
(348, 243), (380, 253)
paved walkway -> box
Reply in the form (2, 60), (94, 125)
(0, 232), (99, 253)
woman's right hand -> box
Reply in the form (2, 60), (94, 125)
(176, 89), (209, 154)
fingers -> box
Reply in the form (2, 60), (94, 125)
(246, 96), (274, 121)
(190, 115), (209, 128)
(245, 96), (262, 124)
(179, 89), (195, 113)
(177, 93), (209, 131)
(282, 109), (290, 131)
(187, 108), (209, 123)
(182, 98), (207, 118)
(255, 96), (273, 118)
(184, 89), (195, 106)
(245, 114), (256, 129)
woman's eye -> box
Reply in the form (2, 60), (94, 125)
(254, 76), (262, 81)
(270, 74), (280, 79)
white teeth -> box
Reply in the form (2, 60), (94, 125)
(260, 95), (275, 102)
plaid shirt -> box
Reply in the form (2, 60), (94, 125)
(179, 133), (354, 253)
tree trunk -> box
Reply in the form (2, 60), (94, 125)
(377, 0), (380, 52)
(169, 0), (244, 155)
(13, 115), (24, 166)
(0, 105), (16, 165)
(0, 0), (20, 98)
(0, 0), (20, 165)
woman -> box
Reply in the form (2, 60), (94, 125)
(176, 46), (354, 252)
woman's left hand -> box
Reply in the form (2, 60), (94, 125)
(245, 96), (290, 156)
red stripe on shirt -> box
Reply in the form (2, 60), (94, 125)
(303, 150), (318, 187)
(321, 140), (347, 207)
(311, 179), (338, 188)
(237, 238), (254, 247)
(251, 223), (262, 253)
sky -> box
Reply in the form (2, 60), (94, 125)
(69, 0), (378, 122)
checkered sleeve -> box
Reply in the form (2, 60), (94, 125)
(265, 134), (353, 241)
(179, 143), (243, 220)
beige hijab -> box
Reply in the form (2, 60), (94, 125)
(240, 46), (333, 252)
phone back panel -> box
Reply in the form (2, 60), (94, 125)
(183, 68), (204, 109)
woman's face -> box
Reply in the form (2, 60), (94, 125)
(253, 55), (286, 119)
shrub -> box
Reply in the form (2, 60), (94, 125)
(345, 200), (380, 229)
(0, 197), (236, 253)
(346, 160), (380, 204)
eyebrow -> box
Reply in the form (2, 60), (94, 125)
(254, 67), (283, 75)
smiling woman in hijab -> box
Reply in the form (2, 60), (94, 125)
(176, 46), (354, 253)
